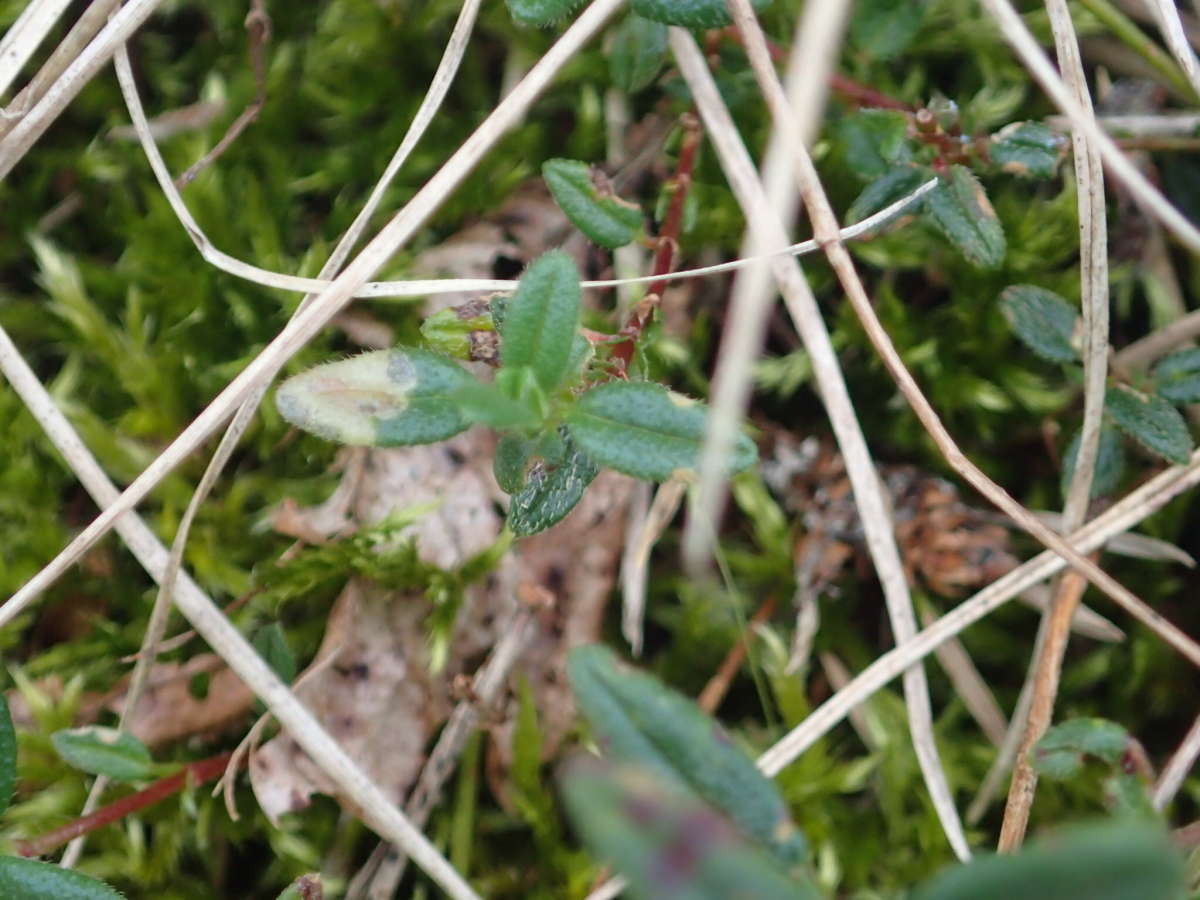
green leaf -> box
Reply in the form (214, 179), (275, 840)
(990, 121), (1066, 179)
(275, 874), (322, 900)
(494, 433), (537, 494)
(508, 430), (599, 536)
(1033, 718), (1130, 779)
(51, 726), (155, 781)
(837, 110), (913, 180)
(1105, 772), (1156, 819)
(566, 382), (757, 482)
(542, 159), (643, 249)
(506, 0), (582, 26)
(568, 645), (806, 867)
(1061, 425), (1126, 499)
(630, 0), (771, 29)
(251, 623), (296, 685)
(1152, 347), (1200, 404)
(501, 251), (582, 392)
(275, 348), (476, 447)
(850, 0), (926, 59)
(913, 822), (1183, 900)
(419, 301), (494, 361)
(450, 380), (541, 430)
(561, 759), (819, 900)
(1106, 386), (1193, 465)
(922, 165), (1006, 268)
(609, 14), (669, 94)
(846, 164), (931, 226)
(0, 856), (127, 899)
(0, 693), (15, 817)
(999, 284), (1080, 363)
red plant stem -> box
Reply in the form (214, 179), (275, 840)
(697, 593), (778, 713)
(18, 751), (237, 858)
(721, 25), (912, 111)
(829, 73), (913, 111)
(610, 113), (703, 373)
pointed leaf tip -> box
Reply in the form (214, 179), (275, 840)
(51, 726), (155, 781)
(500, 250), (582, 392)
(1106, 386), (1193, 466)
(923, 165), (1006, 268)
(1000, 284), (1080, 364)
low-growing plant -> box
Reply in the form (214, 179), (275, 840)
(274, 246), (758, 537)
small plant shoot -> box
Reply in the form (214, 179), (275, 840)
(277, 251), (758, 537)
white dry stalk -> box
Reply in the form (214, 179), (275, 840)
(1115, 306), (1200, 370)
(1062, 112), (1200, 136)
(919, 604), (1009, 748)
(0, 0), (165, 178)
(621, 478), (686, 655)
(0, 0), (119, 137)
(0, 0), (75, 98)
(757, 449), (1200, 775)
(995, 0), (1111, 851)
(1148, 0), (1200, 98)
(0, 0), (625, 627)
(1153, 711), (1200, 809)
(0, 324), (478, 900)
(363, 606), (536, 896)
(672, 17), (971, 860)
(977, 0), (1200, 253)
(967, 611), (1049, 824)
(1052, 0), (1109, 536)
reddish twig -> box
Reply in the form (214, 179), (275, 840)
(18, 751), (237, 858)
(722, 25), (912, 111)
(610, 113), (703, 373)
(829, 73), (913, 111)
(698, 594), (778, 713)
(175, 0), (271, 188)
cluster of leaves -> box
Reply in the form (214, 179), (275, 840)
(1003, 284), (1199, 495)
(559, 649), (1187, 900)
(1033, 718), (1157, 818)
(276, 246), (757, 537)
(841, 104), (1066, 269)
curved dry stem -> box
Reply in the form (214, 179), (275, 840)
(688, 1), (970, 860)
(997, 0), (1110, 852)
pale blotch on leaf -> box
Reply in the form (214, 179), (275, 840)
(276, 351), (416, 445)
